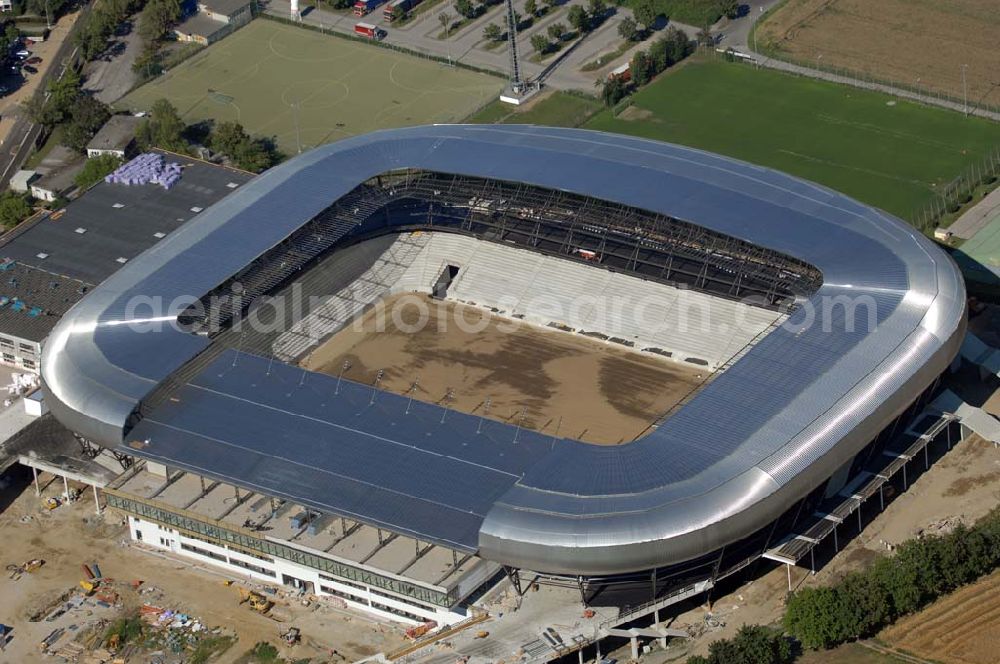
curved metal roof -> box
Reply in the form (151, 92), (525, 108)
(41, 126), (966, 575)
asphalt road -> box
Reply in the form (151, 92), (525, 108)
(0, 5), (91, 189)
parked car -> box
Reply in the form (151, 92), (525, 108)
(26, 56), (41, 64)
(15, 50), (30, 58)
(23, 65), (37, 74)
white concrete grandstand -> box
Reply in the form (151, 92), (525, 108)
(273, 232), (784, 370)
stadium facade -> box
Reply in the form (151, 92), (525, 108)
(41, 126), (966, 621)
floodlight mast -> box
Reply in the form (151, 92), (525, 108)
(505, 0), (525, 94)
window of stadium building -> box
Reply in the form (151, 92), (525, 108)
(107, 493), (454, 607)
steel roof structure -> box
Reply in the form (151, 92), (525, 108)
(41, 126), (966, 576)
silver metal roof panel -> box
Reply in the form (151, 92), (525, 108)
(42, 126), (966, 575)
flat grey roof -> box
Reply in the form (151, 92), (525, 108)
(0, 261), (88, 343)
(175, 13), (230, 39)
(0, 150), (253, 284)
(42, 126), (966, 576)
(200, 0), (252, 16)
(87, 115), (140, 152)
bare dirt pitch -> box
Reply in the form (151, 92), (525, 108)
(302, 294), (706, 445)
(756, 0), (1000, 107)
(880, 569), (1000, 664)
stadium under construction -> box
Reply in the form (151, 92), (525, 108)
(40, 125), (969, 627)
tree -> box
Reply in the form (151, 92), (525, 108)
(567, 4), (589, 33)
(139, 0), (181, 44)
(454, 0), (475, 19)
(75, 154), (123, 190)
(687, 625), (793, 664)
(483, 22), (503, 42)
(0, 192), (32, 229)
(62, 97), (112, 153)
(524, 0), (537, 16)
(438, 11), (451, 34)
(547, 22), (566, 41)
(721, 0), (740, 19)
(209, 121), (280, 173)
(697, 22), (715, 47)
(617, 16), (638, 41)
(600, 75), (627, 106)
(664, 25), (692, 62)
(47, 69), (83, 122)
(209, 121), (249, 159)
(586, 0), (605, 21)
(3, 22), (19, 51)
(136, 98), (187, 153)
(632, 0), (656, 30)
(630, 50), (651, 86)
(530, 33), (549, 54)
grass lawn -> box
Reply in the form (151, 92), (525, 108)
(584, 58), (1000, 220)
(117, 19), (502, 154)
(466, 91), (603, 127)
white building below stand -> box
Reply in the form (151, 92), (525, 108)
(108, 464), (499, 625)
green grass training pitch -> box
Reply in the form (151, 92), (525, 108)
(585, 59), (1000, 220)
(118, 20), (502, 155)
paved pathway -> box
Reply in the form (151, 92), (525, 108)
(951, 186), (1000, 240)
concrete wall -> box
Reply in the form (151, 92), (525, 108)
(127, 516), (467, 626)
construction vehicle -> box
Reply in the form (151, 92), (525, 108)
(280, 626), (301, 645)
(474, 630), (489, 639)
(43, 497), (60, 510)
(405, 620), (437, 640)
(238, 588), (273, 613)
(79, 579), (98, 594)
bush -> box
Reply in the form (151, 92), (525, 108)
(75, 154), (123, 190)
(0, 191), (33, 229)
(687, 625), (793, 664)
(785, 508), (1000, 650)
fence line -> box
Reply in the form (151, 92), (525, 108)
(259, 13), (506, 80)
(909, 146), (1000, 233)
(747, 45), (1000, 116)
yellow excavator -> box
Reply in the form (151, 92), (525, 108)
(238, 588), (273, 613)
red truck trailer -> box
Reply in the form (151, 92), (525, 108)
(353, 0), (382, 16)
(384, 0), (422, 21)
(354, 22), (387, 40)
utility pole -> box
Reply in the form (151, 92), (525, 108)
(292, 101), (302, 154)
(504, 0), (524, 94)
(961, 64), (968, 116)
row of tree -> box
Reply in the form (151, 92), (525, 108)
(75, 0), (144, 61)
(599, 25), (691, 106)
(784, 507), (1000, 650)
(136, 98), (281, 173)
(24, 69), (113, 152)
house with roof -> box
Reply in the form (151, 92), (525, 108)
(175, 0), (254, 45)
(86, 115), (141, 160)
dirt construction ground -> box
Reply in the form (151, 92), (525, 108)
(302, 294), (705, 445)
(0, 468), (407, 663)
(880, 568), (1000, 664)
(756, 0), (1000, 107)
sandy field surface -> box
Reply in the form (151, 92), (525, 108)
(756, 0), (1000, 107)
(302, 294), (706, 445)
(880, 569), (1000, 664)
(0, 468), (407, 663)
